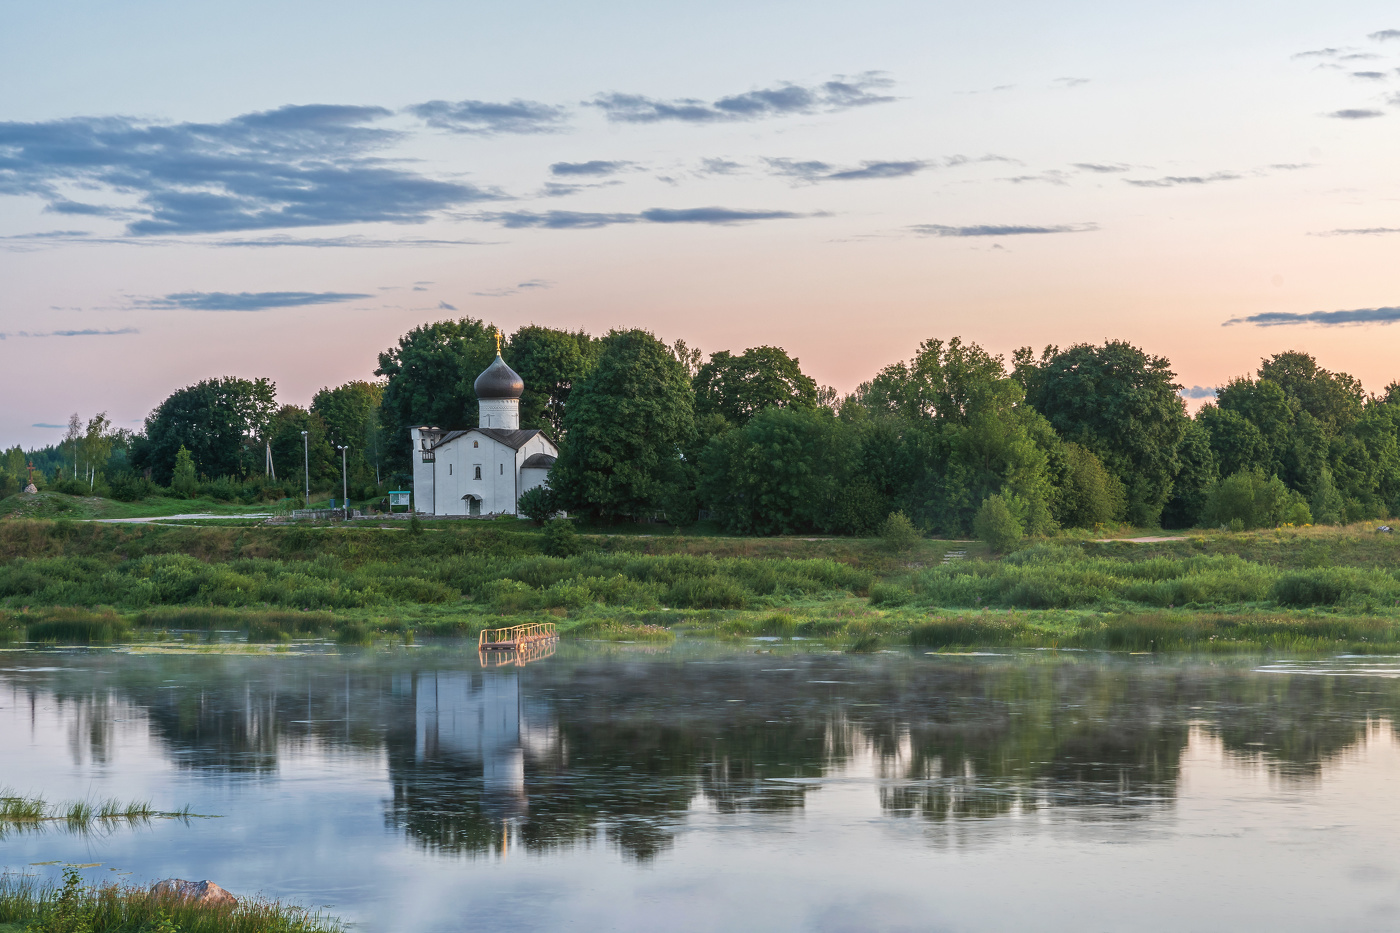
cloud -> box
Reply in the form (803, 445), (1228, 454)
(588, 72), (894, 123)
(1224, 306), (1400, 327)
(698, 158), (745, 175)
(407, 99), (568, 134)
(134, 290), (371, 311)
(1073, 162), (1132, 173)
(1004, 170), (1071, 185)
(211, 234), (485, 248)
(1054, 77), (1091, 87)
(472, 279), (551, 298)
(1313, 227), (1400, 236)
(0, 327), (138, 339)
(1328, 108), (1385, 118)
(437, 300), (457, 311)
(0, 104), (500, 236)
(909, 223), (1097, 237)
(1180, 385), (1217, 399)
(1294, 47), (1346, 58)
(765, 158), (929, 182)
(1370, 29), (1400, 41)
(32, 423), (66, 428)
(1352, 71), (1389, 79)
(477, 207), (807, 229)
(1123, 172), (1243, 187)
(549, 160), (632, 176)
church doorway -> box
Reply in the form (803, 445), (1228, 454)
(463, 494), (482, 516)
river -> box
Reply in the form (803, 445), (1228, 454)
(4, 641), (1400, 931)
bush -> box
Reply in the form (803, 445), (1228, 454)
(517, 485), (559, 523)
(974, 494), (1023, 553)
(878, 510), (920, 552)
(110, 471), (162, 502)
(542, 518), (582, 557)
(171, 446), (197, 498)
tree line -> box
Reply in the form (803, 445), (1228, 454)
(5, 316), (1398, 534)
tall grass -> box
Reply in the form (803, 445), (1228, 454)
(0, 789), (189, 836)
(0, 869), (341, 933)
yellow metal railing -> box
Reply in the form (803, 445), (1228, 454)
(478, 638), (558, 668)
(478, 622), (558, 650)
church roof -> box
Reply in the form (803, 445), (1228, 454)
(521, 453), (557, 469)
(474, 353), (525, 400)
(429, 427), (547, 451)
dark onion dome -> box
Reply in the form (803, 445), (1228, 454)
(474, 353), (525, 399)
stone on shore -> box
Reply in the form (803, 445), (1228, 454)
(150, 879), (238, 907)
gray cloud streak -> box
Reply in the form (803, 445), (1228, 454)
(589, 73), (894, 124)
(910, 223), (1097, 237)
(1328, 108), (1385, 119)
(0, 105), (501, 236)
(408, 99), (568, 134)
(478, 207), (808, 229)
(0, 327), (138, 339)
(135, 291), (372, 311)
(1225, 307), (1400, 327)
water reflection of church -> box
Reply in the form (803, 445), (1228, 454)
(387, 670), (558, 853)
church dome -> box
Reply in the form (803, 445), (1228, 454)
(474, 353), (525, 399)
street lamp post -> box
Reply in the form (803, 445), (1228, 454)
(337, 445), (348, 518)
(301, 431), (309, 508)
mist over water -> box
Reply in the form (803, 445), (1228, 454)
(5, 643), (1400, 931)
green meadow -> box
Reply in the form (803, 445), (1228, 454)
(4, 495), (1400, 654)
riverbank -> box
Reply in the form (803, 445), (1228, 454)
(0, 870), (339, 933)
(2, 518), (1398, 653)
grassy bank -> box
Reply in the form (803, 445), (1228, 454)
(0, 870), (339, 933)
(1, 517), (1398, 652)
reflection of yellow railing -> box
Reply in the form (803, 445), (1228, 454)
(478, 622), (558, 651)
(479, 638), (558, 668)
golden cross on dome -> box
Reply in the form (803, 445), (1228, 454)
(494, 329), (503, 355)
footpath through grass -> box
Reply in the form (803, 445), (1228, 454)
(2, 514), (1400, 652)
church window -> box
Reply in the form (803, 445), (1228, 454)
(474, 465), (482, 480)
(500, 463), (504, 475)
(448, 464), (452, 475)
(473, 441), (479, 448)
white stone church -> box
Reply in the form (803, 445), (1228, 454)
(409, 350), (557, 516)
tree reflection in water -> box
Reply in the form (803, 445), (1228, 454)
(5, 648), (1399, 862)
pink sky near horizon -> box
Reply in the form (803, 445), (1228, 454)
(3, 0), (1398, 444)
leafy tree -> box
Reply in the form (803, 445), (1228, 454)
(172, 446), (197, 498)
(974, 494), (1023, 553)
(1257, 350), (1363, 434)
(551, 329), (696, 522)
(312, 380), (384, 484)
(860, 337), (1006, 426)
(375, 318), (497, 474)
(699, 406), (852, 535)
(134, 376), (277, 483)
(879, 511), (921, 551)
(267, 405), (337, 494)
(1215, 377), (1292, 475)
(1023, 341), (1187, 526)
(1054, 442), (1127, 528)
(1204, 469), (1307, 529)
(1161, 420), (1217, 528)
(516, 484), (560, 523)
(1198, 404), (1268, 477)
(507, 325), (600, 437)
(693, 346), (819, 426)
(1310, 465), (1344, 524)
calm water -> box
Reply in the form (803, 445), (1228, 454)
(5, 642), (1400, 931)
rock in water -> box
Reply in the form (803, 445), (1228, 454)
(151, 879), (238, 907)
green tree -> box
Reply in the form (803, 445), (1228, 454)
(1161, 419), (1218, 529)
(1310, 465), (1344, 524)
(1198, 404), (1268, 477)
(507, 325), (600, 437)
(551, 329), (697, 522)
(267, 405), (337, 493)
(699, 406), (852, 535)
(1054, 442), (1128, 528)
(1257, 350), (1363, 434)
(974, 494), (1023, 553)
(1023, 341), (1187, 526)
(134, 376), (277, 483)
(172, 445), (197, 498)
(859, 337), (1007, 426)
(693, 346), (819, 426)
(375, 318), (497, 475)
(312, 380), (384, 484)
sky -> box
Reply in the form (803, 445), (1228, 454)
(2, 0), (1399, 446)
